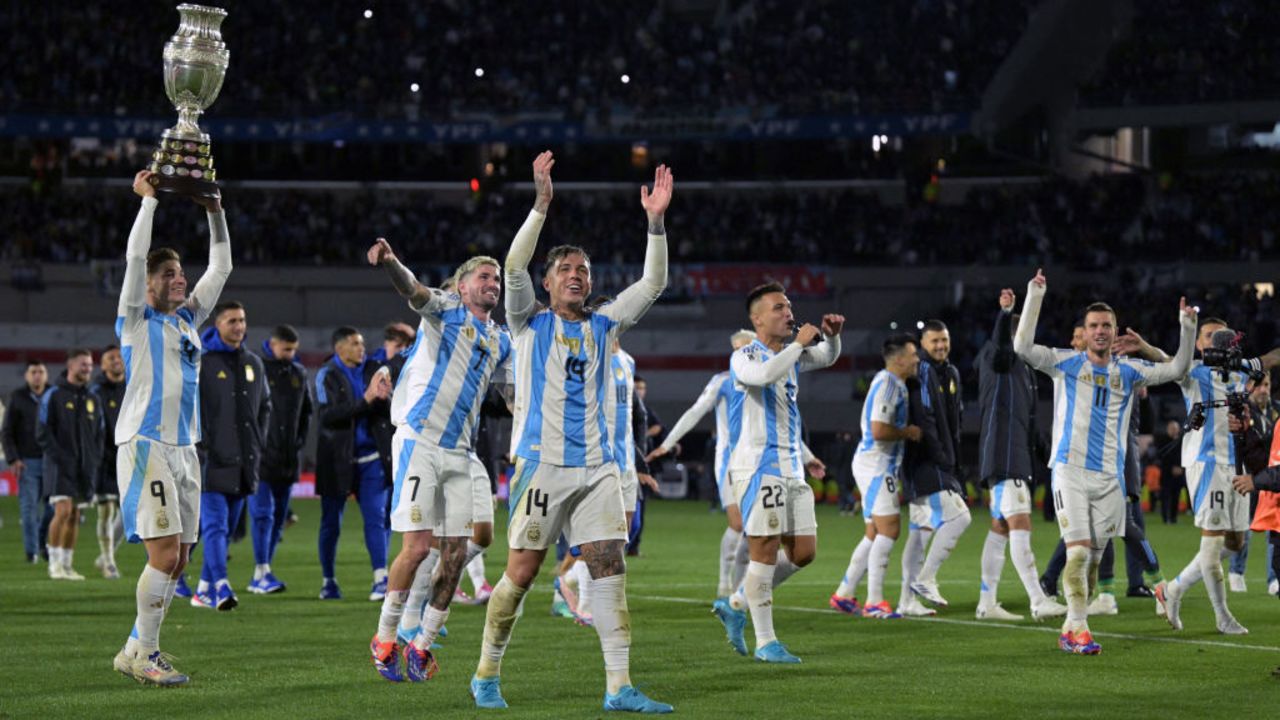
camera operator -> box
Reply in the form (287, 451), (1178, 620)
(1121, 318), (1280, 631)
(1227, 372), (1279, 594)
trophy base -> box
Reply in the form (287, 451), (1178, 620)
(148, 172), (221, 199)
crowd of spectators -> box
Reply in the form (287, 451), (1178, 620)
(3, 1), (1033, 121)
(7, 170), (1279, 272)
(1084, 0), (1280, 106)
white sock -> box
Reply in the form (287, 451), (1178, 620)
(980, 531), (1008, 607)
(744, 561), (777, 649)
(49, 546), (63, 570)
(413, 605), (451, 650)
(65, 548), (75, 569)
(898, 528), (928, 608)
(836, 536), (873, 598)
(1062, 545), (1090, 632)
(1198, 536), (1229, 620)
(1087, 547), (1105, 598)
(589, 574), (632, 694)
(477, 575), (528, 679)
(374, 567), (388, 584)
(717, 527), (741, 597)
(574, 560), (594, 612)
(376, 590), (409, 643)
(730, 534), (751, 591)
(866, 535), (895, 606)
(129, 565), (171, 655)
(97, 503), (117, 564)
(773, 548), (802, 588)
(254, 563), (270, 581)
(1173, 542), (1231, 593)
(1008, 529), (1047, 605)
(465, 541), (487, 590)
(196, 579), (210, 594)
(918, 511), (969, 585)
(399, 548), (440, 633)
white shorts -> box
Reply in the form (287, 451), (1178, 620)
(389, 428), (474, 536)
(470, 454), (494, 525)
(909, 489), (969, 530)
(731, 470), (817, 537)
(853, 460), (900, 520)
(716, 464), (736, 510)
(117, 437), (200, 544)
(1187, 461), (1251, 532)
(507, 459), (627, 550)
(620, 467), (639, 511)
(989, 479), (1033, 520)
(1051, 465), (1125, 545)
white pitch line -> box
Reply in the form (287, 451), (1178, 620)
(631, 594), (1280, 654)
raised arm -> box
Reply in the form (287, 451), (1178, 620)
(505, 151), (554, 332)
(731, 342), (804, 387)
(119, 171), (159, 319)
(991, 289), (1017, 373)
(185, 190), (231, 326)
(798, 314), (844, 372)
(1013, 269), (1061, 372)
(1134, 298), (1198, 386)
(653, 375), (722, 457)
(367, 237), (441, 312)
(598, 164), (672, 333)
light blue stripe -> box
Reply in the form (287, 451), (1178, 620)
(393, 323), (425, 394)
(177, 327), (199, 446)
(122, 439), (151, 543)
(1192, 461), (1214, 513)
(591, 315), (617, 465)
(507, 459), (538, 526)
(1084, 369), (1109, 471)
(406, 317), (462, 433)
(991, 482), (1006, 520)
(516, 318), (551, 460)
(930, 492), (944, 528)
(561, 320), (587, 466)
(786, 371), (801, 475)
(739, 468), (765, 526)
(761, 383), (780, 476)
(611, 355), (629, 469)
(859, 379), (884, 452)
(442, 317), (490, 448)
(1055, 357), (1084, 464)
(1113, 369), (1135, 488)
(862, 475), (884, 520)
(390, 437), (417, 516)
(141, 316), (166, 437)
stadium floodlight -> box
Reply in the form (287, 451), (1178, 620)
(363, 9), (373, 19)
(475, 67), (485, 77)
(621, 74), (630, 84)
(410, 83), (420, 93)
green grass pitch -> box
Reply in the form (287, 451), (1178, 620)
(1, 496), (1277, 719)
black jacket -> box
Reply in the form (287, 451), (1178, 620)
(2, 384), (49, 461)
(198, 333), (272, 496)
(1236, 399), (1279, 476)
(314, 356), (392, 498)
(917, 351), (963, 474)
(37, 376), (105, 500)
(258, 343), (313, 483)
(976, 309), (1037, 486)
(902, 376), (963, 501)
(632, 392), (651, 475)
(89, 374), (125, 483)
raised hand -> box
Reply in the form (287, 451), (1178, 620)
(821, 313), (845, 337)
(1179, 296), (1198, 324)
(1030, 268), (1046, 289)
(640, 164), (674, 229)
(367, 237), (397, 266)
(794, 323), (821, 347)
(191, 187), (222, 213)
(133, 170), (157, 199)
(999, 288), (1015, 310)
(533, 150), (554, 213)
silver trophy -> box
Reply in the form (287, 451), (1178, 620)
(147, 4), (229, 197)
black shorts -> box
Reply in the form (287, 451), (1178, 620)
(94, 469), (118, 501)
(44, 467), (92, 504)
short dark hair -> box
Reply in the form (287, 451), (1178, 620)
(544, 245), (591, 275)
(1200, 316), (1229, 330)
(331, 325), (360, 347)
(882, 333), (917, 360)
(67, 348), (92, 361)
(383, 323), (415, 347)
(101, 344), (120, 355)
(146, 247), (181, 275)
(212, 300), (245, 322)
(271, 324), (300, 343)
(746, 282), (786, 315)
(920, 319), (948, 334)
(25, 359), (45, 369)
(634, 375), (647, 384)
(1083, 302), (1117, 324)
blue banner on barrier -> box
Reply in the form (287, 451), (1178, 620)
(0, 112), (969, 143)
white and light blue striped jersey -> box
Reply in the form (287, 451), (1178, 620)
(1020, 347), (1186, 477)
(661, 371), (741, 487)
(509, 309), (628, 466)
(1178, 360), (1248, 468)
(114, 307), (206, 446)
(728, 337), (840, 477)
(391, 290), (513, 450)
(854, 369), (909, 476)
(603, 348), (637, 473)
